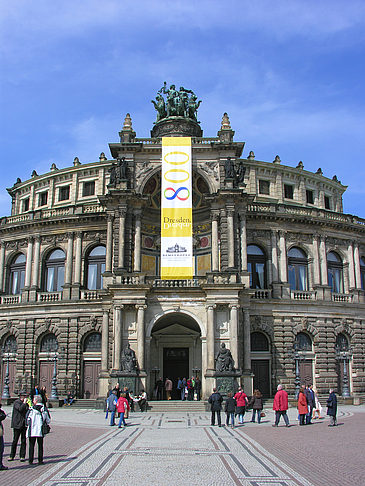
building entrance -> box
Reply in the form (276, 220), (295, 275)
(163, 347), (189, 399)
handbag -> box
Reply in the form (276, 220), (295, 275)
(260, 411), (266, 417)
(42, 422), (51, 435)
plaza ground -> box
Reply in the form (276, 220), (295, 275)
(0, 404), (364, 486)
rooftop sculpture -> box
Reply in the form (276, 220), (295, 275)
(151, 82), (202, 123)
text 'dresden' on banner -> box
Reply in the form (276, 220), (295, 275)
(161, 137), (193, 279)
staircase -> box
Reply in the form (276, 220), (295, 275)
(147, 400), (207, 412)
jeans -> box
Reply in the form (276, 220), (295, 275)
(211, 411), (221, 426)
(118, 413), (126, 427)
(28, 437), (44, 463)
(275, 411), (289, 426)
(10, 427), (27, 459)
(251, 409), (262, 423)
(226, 412), (235, 426)
(109, 410), (116, 425)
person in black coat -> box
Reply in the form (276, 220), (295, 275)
(327, 389), (338, 426)
(304, 385), (315, 424)
(9, 391), (29, 462)
(194, 377), (202, 401)
(208, 388), (223, 426)
(224, 392), (237, 428)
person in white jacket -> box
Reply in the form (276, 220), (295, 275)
(26, 395), (51, 465)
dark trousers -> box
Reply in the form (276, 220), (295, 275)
(196, 390), (201, 401)
(10, 427), (27, 459)
(275, 411), (289, 426)
(211, 411), (221, 426)
(28, 437), (44, 463)
(299, 414), (306, 425)
(0, 436), (4, 466)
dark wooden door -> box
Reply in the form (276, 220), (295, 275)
(299, 360), (313, 386)
(83, 361), (101, 399)
(251, 359), (270, 397)
(163, 348), (189, 399)
(0, 361), (17, 397)
(38, 361), (54, 396)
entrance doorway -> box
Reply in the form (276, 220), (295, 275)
(251, 360), (270, 397)
(82, 361), (100, 399)
(163, 348), (189, 399)
(299, 360), (313, 386)
(38, 361), (53, 394)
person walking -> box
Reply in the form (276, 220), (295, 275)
(107, 389), (118, 426)
(249, 389), (264, 423)
(116, 393), (130, 428)
(26, 395), (51, 465)
(304, 384), (315, 424)
(312, 388), (323, 419)
(225, 392), (236, 428)
(234, 387), (248, 424)
(208, 388), (223, 426)
(298, 387), (308, 425)
(194, 376), (202, 401)
(9, 390), (29, 462)
(165, 377), (173, 400)
(0, 402), (8, 471)
(272, 384), (290, 427)
(327, 389), (338, 426)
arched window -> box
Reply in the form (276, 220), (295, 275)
(9, 254), (26, 295)
(86, 246), (106, 290)
(40, 333), (58, 353)
(45, 249), (65, 292)
(360, 256), (365, 290)
(327, 251), (343, 293)
(335, 333), (349, 352)
(251, 332), (269, 352)
(295, 332), (312, 352)
(83, 332), (102, 352)
(288, 247), (308, 291)
(2, 335), (17, 354)
(247, 245), (266, 289)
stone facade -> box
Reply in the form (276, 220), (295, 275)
(0, 111), (364, 401)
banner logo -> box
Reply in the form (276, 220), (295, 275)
(164, 187), (190, 201)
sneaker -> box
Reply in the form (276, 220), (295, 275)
(0, 465), (9, 471)
(7, 457), (14, 462)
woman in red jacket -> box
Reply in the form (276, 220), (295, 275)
(297, 387), (308, 426)
(234, 387), (248, 424)
(117, 393), (130, 428)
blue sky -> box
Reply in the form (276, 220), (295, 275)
(1, 0), (364, 217)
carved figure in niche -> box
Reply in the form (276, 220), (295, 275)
(225, 157), (236, 180)
(215, 343), (235, 372)
(236, 161), (246, 186)
(108, 163), (117, 187)
(151, 94), (166, 121)
(121, 343), (137, 373)
(117, 157), (128, 181)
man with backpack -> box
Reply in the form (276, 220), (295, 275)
(208, 388), (223, 426)
(107, 389), (118, 426)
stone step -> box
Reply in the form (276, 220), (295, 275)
(147, 400), (207, 412)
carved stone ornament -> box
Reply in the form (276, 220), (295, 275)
(6, 320), (12, 330)
(90, 316), (97, 328)
(45, 318), (51, 330)
(198, 161), (219, 182)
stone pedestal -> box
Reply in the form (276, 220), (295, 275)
(151, 116), (203, 138)
(110, 371), (147, 395)
(215, 372), (241, 398)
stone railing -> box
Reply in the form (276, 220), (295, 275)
(135, 138), (161, 144)
(1, 295), (20, 305)
(81, 290), (103, 300)
(150, 278), (202, 288)
(332, 293), (353, 303)
(41, 208), (72, 218)
(37, 292), (62, 302)
(291, 290), (317, 300)
(251, 289), (271, 299)
(83, 204), (105, 214)
(3, 214), (32, 224)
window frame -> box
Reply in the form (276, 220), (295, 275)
(44, 249), (65, 292)
(258, 179), (270, 195)
(9, 253), (26, 295)
(82, 181), (95, 197)
(287, 247), (308, 291)
(86, 245), (106, 290)
(284, 184), (294, 199)
(247, 244), (267, 289)
(38, 191), (48, 207)
(327, 251), (344, 293)
(58, 185), (70, 201)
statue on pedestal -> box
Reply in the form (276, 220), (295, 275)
(121, 343), (137, 373)
(224, 157), (236, 180)
(215, 343), (235, 373)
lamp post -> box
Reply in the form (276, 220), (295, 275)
(1, 341), (15, 400)
(335, 344), (352, 398)
(192, 367), (201, 377)
(292, 343), (306, 399)
(45, 346), (64, 402)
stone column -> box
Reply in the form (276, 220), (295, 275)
(271, 231), (279, 282)
(229, 304), (239, 369)
(133, 210), (142, 272)
(74, 232), (82, 285)
(101, 310), (109, 371)
(113, 306), (123, 370)
(211, 210), (219, 272)
(206, 304), (216, 370)
(354, 243), (362, 289)
(227, 207), (235, 268)
(312, 235), (321, 286)
(278, 231), (287, 282)
(64, 233), (74, 285)
(136, 304), (147, 371)
(31, 236), (41, 289)
(347, 241), (355, 289)
(0, 243), (6, 293)
(105, 214), (114, 274)
(243, 310), (251, 372)
(240, 215), (247, 272)
(319, 236), (328, 285)
(24, 237), (34, 288)
(118, 208), (126, 269)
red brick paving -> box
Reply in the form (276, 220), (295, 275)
(0, 423), (107, 485)
(240, 415), (365, 486)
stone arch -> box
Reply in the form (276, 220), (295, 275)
(78, 317), (102, 342)
(251, 316), (274, 341)
(334, 320), (355, 338)
(0, 322), (20, 341)
(293, 318), (319, 340)
(146, 308), (205, 338)
(34, 321), (60, 343)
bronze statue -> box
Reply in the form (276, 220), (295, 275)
(152, 82), (201, 122)
(237, 161), (246, 186)
(215, 343), (235, 372)
(151, 94), (166, 121)
(117, 157), (127, 181)
(121, 343), (137, 373)
(108, 163), (117, 187)
(225, 157), (236, 180)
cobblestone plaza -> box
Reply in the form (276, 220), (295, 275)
(1, 405), (364, 486)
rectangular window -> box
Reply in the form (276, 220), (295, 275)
(83, 181), (95, 197)
(38, 191), (48, 207)
(259, 180), (270, 195)
(306, 190), (314, 204)
(284, 184), (294, 199)
(324, 195), (331, 209)
(59, 185), (70, 201)
(23, 198), (30, 212)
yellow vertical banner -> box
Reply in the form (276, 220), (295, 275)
(161, 137), (193, 279)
